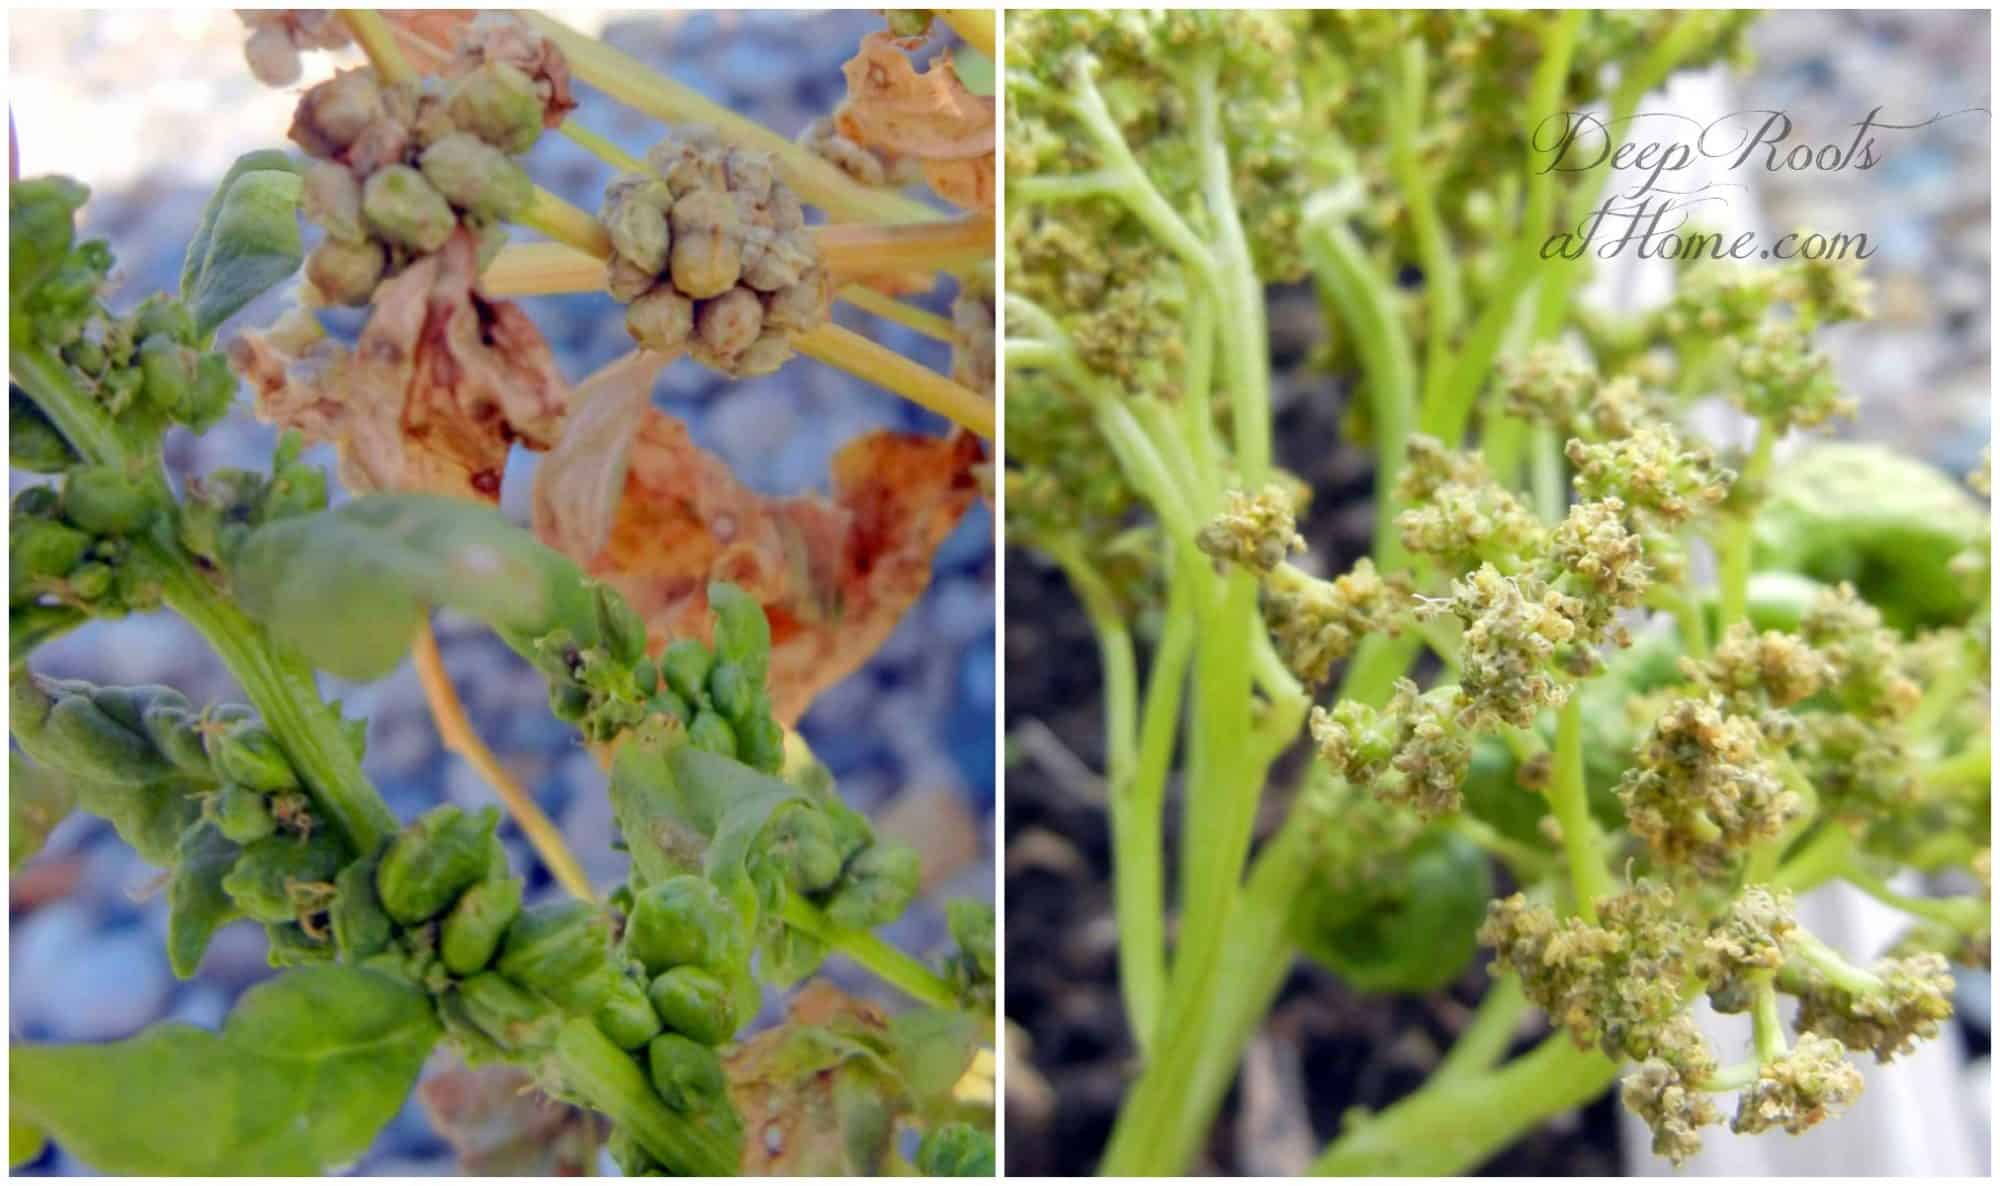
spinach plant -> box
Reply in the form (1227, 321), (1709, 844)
(1004, 10), (1988, 1173)
(10, 9), (994, 1176)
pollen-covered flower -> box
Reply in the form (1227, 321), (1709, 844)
(1616, 697), (1798, 876)
(1730, 1033), (1862, 1135)
(1262, 559), (1408, 686)
(1197, 485), (1303, 573)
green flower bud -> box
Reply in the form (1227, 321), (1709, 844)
(441, 875), (525, 976)
(647, 1032), (730, 1112)
(595, 972), (666, 1050)
(825, 842), (921, 930)
(496, 900), (616, 1007)
(593, 582), (651, 667)
(135, 333), (196, 417)
(762, 803), (843, 894)
(757, 923), (827, 988)
(300, 160), (366, 243)
(207, 722), (300, 794)
(632, 657), (660, 696)
(61, 465), (156, 535)
(10, 389), (78, 473)
(705, 661), (752, 722)
(647, 966), (737, 1045)
(214, 783), (277, 844)
(419, 132), (533, 220)
(736, 712), (785, 775)
(66, 562), (115, 603)
(624, 875), (740, 976)
(444, 62), (545, 156)
(601, 175), (673, 275)
(362, 164), (456, 254)
(917, 1123), (996, 1177)
(305, 236), (386, 306)
(376, 804), (502, 924)
(650, 689), (694, 727)
(660, 639), (714, 704)
(331, 842), (396, 961)
(139, 701), (212, 777)
(455, 971), (564, 1054)
(130, 294), (195, 345)
(708, 583), (771, 683)
(687, 710), (737, 758)
(947, 898), (997, 982)
(626, 284), (695, 353)
(11, 517), (93, 603)
(221, 831), (347, 924)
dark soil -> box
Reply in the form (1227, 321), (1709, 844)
(1001, 283), (1626, 1176)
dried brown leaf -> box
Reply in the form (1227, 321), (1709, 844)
(724, 982), (906, 1176)
(530, 349), (671, 562)
(419, 1058), (606, 1176)
(837, 34), (994, 162)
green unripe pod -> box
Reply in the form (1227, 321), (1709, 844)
(707, 583), (771, 683)
(706, 660), (752, 722)
(362, 164), (456, 254)
(687, 710), (736, 757)
(214, 783), (277, 844)
(135, 333), (196, 416)
(659, 640), (713, 705)
(762, 803), (843, 894)
(456, 971), (563, 1054)
(441, 875), (525, 976)
(66, 562), (114, 602)
(624, 875), (739, 975)
(139, 702), (211, 777)
(947, 899), (996, 982)
(418, 132), (532, 220)
(594, 971), (666, 1050)
(632, 657), (660, 696)
(10, 518), (93, 602)
(824, 842), (922, 930)
(647, 966), (737, 1045)
(305, 236), (386, 306)
(61, 465), (156, 535)
(649, 689), (693, 727)
(208, 722), (300, 794)
(736, 712), (785, 775)
(647, 1032), (730, 1112)
(181, 350), (235, 433)
(10, 389), (78, 473)
(496, 900), (615, 1006)
(592, 582), (651, 667)
(551, 681), (592, 723)
(376, 804), (501, 924)
(444, 62), (545, 155)
(166, 821), (240, 979)
(917, 1123), (996, 1177)
(221, 832), (346, 924)
(331, 842), (396, 961)
(130, 294), (196, 345)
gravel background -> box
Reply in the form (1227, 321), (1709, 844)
(8, 10), (993, 1175)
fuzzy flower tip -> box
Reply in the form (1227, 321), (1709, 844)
(1623, 1059), (1722, 1167)
(1731, 1033), (1863, 1135)
(1197, 485), (1303, 573)
(1616, 697), (1798, 876)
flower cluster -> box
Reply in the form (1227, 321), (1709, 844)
(600, 130), (831, 377)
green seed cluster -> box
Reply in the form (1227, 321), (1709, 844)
(1615, 696), (1799, 877)
(290, 65), (542, 305)
(1395, 435), (1546, 574)
(1195, 485), (1304, 574)
(1784, 950), (1954, 1064)
(1261, 558), (1410, 687)
(177, 430), (331, 572)
(601, 130), (831, 377)
(10, 476), (165, 628)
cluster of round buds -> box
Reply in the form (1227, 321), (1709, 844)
(10, 475), (165, 625)
(798, 115), (913, 189)
(600, 130), (831, 377)
(1622, 1058), (1723, 1166)
(291, 65), (542, 305)
(176, 430), (331, 573)
(1421, 565), (1579, 729)
(1774, 254), (1874, 326)
(1394, 435), (1546, 574)
(1787, 948), (1955, 1063)
(1730, 322), (1855, 433)
(1498, 343), (1599, 432)
(1196, 485), (1304, 573)
(1730, 1033), (1863, 1136)
(1309, 678), (1470, 820)
(238, 10), (352, 87)
(1262, 558), (1409, 686)
(1616, 696), (1799, 876)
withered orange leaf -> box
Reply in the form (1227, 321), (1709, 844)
(838, 33), (994, 162)
(567, 409), (983, 725)
(724, 982), (906, 1176)
(419, 1059), (605, 1176)
(229, 228), (568, 501)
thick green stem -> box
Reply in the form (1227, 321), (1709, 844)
(1191, 58), (1271, 487)
(1312, 1033), (1618, 1175)
(1717, 428), (1775, 634)
(1432, 974), (1529, 1084)
(1387, 39), (1462, 394)
(1549, 694), (1613, 922)
(777, 895), (961, 1012)
(553, 1019), (739, 1176)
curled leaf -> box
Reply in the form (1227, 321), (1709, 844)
(834, 34), (995, 212)
(181, 149), (303, 339)
(558, 409), (982, 723)
(531, 349), (671, 563)
(229, 228), (568, 500)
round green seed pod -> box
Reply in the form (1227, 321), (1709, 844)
(215, 783), (277, 844)
(649, 689), (694, 727)
(624, 874), (739, 975)
(10, 518), (93, 603)
(659, 640), (713, 705)
(647, 1032), (730, 1111)
(666, 190), (742, 300)
(209, 722), (300, 794)
(456, 971), (564, 1055)
(66, 562), (114, 602)
(444, 62), (544, 155)
(646, 966), (737, 1045)
(594, 972), (665, 1050)
(707, 583), (771, 683)
(361, 164), (456, 254)
(496, 900), (614, 1003)
(305, 237), (386, 307)
(419, 132), (533, 220)
(331, 842), (395, 961)
(551, 681), (592, 723)
(441, 875), (525, 976)
(135, 333), (196, 417)
(761, 803), (843, 894)
(60, 465), (156, 535)
(376, 804), (501, 924)
(626, 285), (695, 354)
(221, 831), (347, 924)
(824, 842), (922, 930)
(632, 657), (660, 696)
(686, 710), (736, 758)
(736, 712), (785, 775)
(592, 582), (651, 667)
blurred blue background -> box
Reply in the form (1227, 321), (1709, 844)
(8, 10), (992, 1174)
